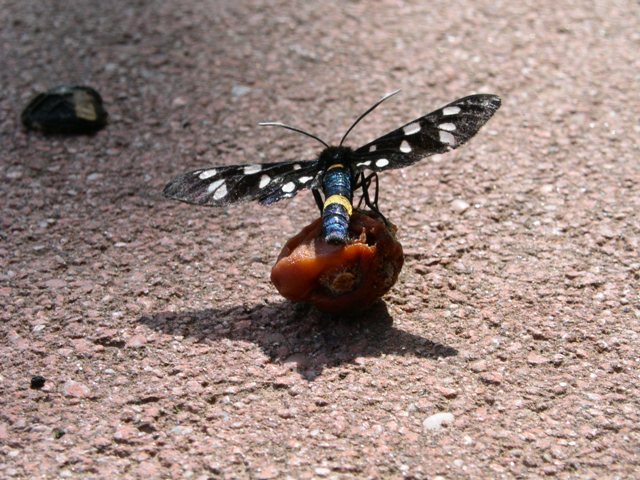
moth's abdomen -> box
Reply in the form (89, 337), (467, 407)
(322, 201), (351, 244)
(321, 167), (353, 244)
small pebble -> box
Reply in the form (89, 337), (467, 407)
(527, 353), (550, 366)
(125, 335), (147, 348)
(423, 412), (455, 431)
(62, 380), (91, 398)
(231, 85), (252, 97)
(113, 424), (137, 443)
(451, 199), (470, 213)
(172, 96), (188, 107)
(170, 426), (193, 436)
(314, 467), (331, 477)
(469, 360), (487, 373)
(30, 375), (46, 389)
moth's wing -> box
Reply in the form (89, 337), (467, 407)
(163, 160), (319, 206)
(352, 94), (501, 172)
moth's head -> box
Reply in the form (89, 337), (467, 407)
(318, 146), (353, 169)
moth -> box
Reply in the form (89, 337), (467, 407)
(21, 85), (108, 134)
(164, 91), (501, 244)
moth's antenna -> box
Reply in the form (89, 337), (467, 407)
(258, 122), (329, 148)
(339, 89), (400, 147)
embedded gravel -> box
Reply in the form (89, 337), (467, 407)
(1, 1), (639, 478)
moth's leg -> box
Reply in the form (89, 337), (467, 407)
(371, 172), (380, 211)
(360, 172), (387, 222)
(312, 189), (324, 213)
(359, 172), (376, 210)
(353, 171), (364, 189)
(354, 172), (366, 209)
(355, 171), (373, 210)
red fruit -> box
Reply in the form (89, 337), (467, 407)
(271, 210), (404, 313)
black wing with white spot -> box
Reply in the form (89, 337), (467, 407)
(163, 160), (319, 206)
(352, 94), (501, 172)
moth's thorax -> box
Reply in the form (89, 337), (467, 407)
(319, 146), (355, 196)
(318, 146), (354, 171)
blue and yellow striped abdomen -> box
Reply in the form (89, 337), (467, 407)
(321, 163), (354, 244)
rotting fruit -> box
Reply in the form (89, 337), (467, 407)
(271, 210), (404, 313)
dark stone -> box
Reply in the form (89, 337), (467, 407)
(30, 375), (46, 390)
(21, 85), (108, 134)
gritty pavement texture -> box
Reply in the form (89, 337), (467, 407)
(1, 0), (639, 478)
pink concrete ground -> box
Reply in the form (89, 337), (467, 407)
(1, 0), (639, 478)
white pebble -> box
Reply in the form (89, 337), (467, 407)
(451, 199), (470, 213)
(423, 412), (455, 431)
(231, 85), (251, 97)
(314, 467), (331, 477)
